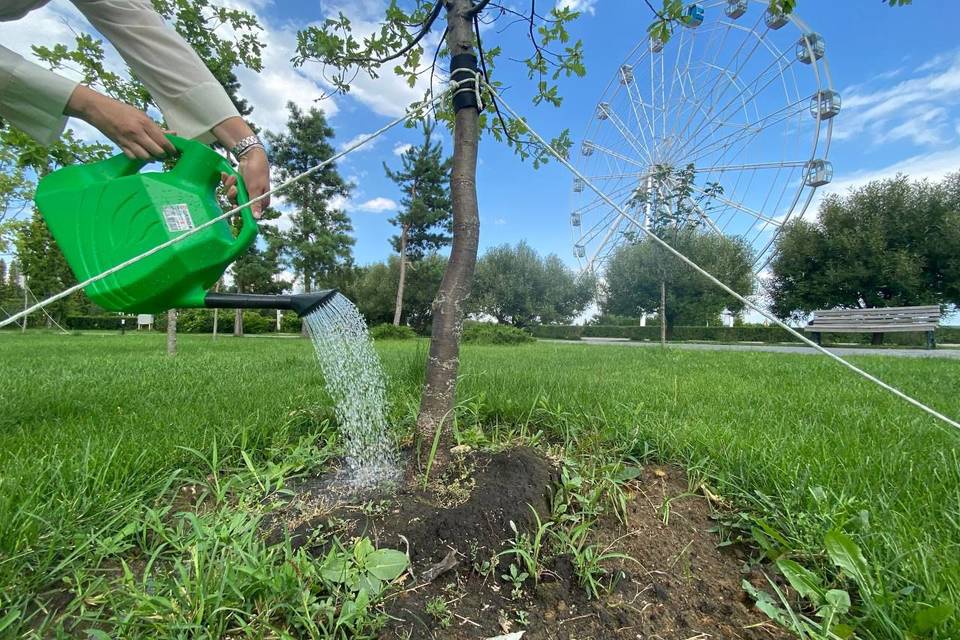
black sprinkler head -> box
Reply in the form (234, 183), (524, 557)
(203, 289), (338, 317)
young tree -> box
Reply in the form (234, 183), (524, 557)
(603, 230), (754, 334)
(384, 125), (452, 326)
(294, 0), (584, 465)
(14, 211), (79, 322)
(769, 173), (960, 319)
(473, 241), (594, 327)
(267, 103), (354, 300)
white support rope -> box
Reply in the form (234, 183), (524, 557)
(0, 80), (467, 331)
(483, 83), (960, 435)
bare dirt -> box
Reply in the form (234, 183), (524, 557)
(275, 448), (789, 640)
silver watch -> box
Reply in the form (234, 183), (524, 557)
(230, 135), (263, 158)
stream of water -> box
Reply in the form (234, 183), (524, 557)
(303, 293), (398, 488)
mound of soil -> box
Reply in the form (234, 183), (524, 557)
(274, 449), (787, 640)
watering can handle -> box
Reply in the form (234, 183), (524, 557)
(165, 135), (258, 260)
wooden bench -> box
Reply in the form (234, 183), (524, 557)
(805, 305), (940, 349)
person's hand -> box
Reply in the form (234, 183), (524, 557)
(65, 85), (175, 160)
(220, 146), (270, 219)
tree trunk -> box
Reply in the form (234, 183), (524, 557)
(660, 280), (666, 348)
(301, 274), (310, 337)
(22, 282), (27, 333)
(234, 284), (244, 338)
(212, 280), (220, 340)
(393, 224), (409, 326)
(166, 308), (177, 355)
(416, 0), (481, 471)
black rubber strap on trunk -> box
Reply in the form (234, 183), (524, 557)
(450, 53), (479, 112)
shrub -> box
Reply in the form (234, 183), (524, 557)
(462, 323), (534, 345)
(281, 311), (302, 334)
(176, 309), (215, 333)
(240, 311), (273, 334)
(369, 323), (417, 340)
(65, 315), (138, 330)
(531, 325), (583, 340)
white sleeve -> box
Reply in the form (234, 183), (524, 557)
(70, 0), (241, 142)
(0, 45), (78, 145)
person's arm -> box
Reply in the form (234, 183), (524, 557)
(0, 45), (78, 146)
(69, 0), (269, 214)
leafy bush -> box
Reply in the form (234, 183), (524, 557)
(240, 311), (273, 334)
(532, 325), (583, 340)
(369, 323), (417, 340)
(462, 323), (534, 345)
(176, 309), (215, 333)
(281, 311), (302, 333)
(65, 315), (138, 330)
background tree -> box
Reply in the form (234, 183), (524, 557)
(472, 241), (594, 327)
(230, 219), (289, 336)
(294, 0), (585, 463)
(267, 103), (354, 300)
(604, 230), (754, 334)
(384, 125), (452, 326)
(348, 254), (448, 332)
(769, 173), (960, 319)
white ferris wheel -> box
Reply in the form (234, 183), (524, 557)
(571, 0), (838, 274)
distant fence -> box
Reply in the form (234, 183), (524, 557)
(532, 324), (960, 346)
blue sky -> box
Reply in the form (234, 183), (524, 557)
(2, 0), (959, 278)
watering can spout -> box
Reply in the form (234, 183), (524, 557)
(203, 290), (338, 317)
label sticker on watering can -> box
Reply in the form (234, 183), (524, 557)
(162, 204), (195, 232)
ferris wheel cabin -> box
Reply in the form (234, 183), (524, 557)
(570, 212), (582, 227)
(581, 141), (595, 157)
(573, 177), (585, 193)
(810, 90), (841, 120)
(804, 160), (833, 187)
(683, 4), (704, 28)
(764, 7), (789, 29)
(725, 0), (748, 19)
(619, 64), (634, 84)
(574, 244), (586, 259)
(796, 32), (825, 64)
(596, 102), (611, 120)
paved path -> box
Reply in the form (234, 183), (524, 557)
(543, 337), (960, 360)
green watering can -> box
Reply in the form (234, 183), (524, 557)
(36, 135), (336, 316)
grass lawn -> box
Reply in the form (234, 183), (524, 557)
(1, 331), (958, 637)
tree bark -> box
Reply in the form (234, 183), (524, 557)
(212, 280), (220, 340)
(234, 284), (244, 337)
(660, 280), (666, 348)
(301, 273), (310, 337)
(393, 223), (409, 326)
(415, 0), (480, 470)
(166, 308), (177, 355)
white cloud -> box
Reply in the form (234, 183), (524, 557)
(815, 148), (960, 206)
(339, 132), (380, 152)
(355, 197), (397, 213)
(556, 0), (598, 15)
(833, 50), (960, 147)
(393, 143), (413, 156)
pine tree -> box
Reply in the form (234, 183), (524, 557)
(384, 125), (452, 326)
(266, 103), (354, 297)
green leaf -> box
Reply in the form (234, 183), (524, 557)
(776, 558), (824, 602)
(612, 465), (642, 483)
(824, 589), (851, 616)
(912, 603), (955, 634)
(366, 548), (409, 581)
(0, 609), (21, 633)
(741, 579), (789, 625)
(87, 631), (112, 640)
(824, 529), (870, 587)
